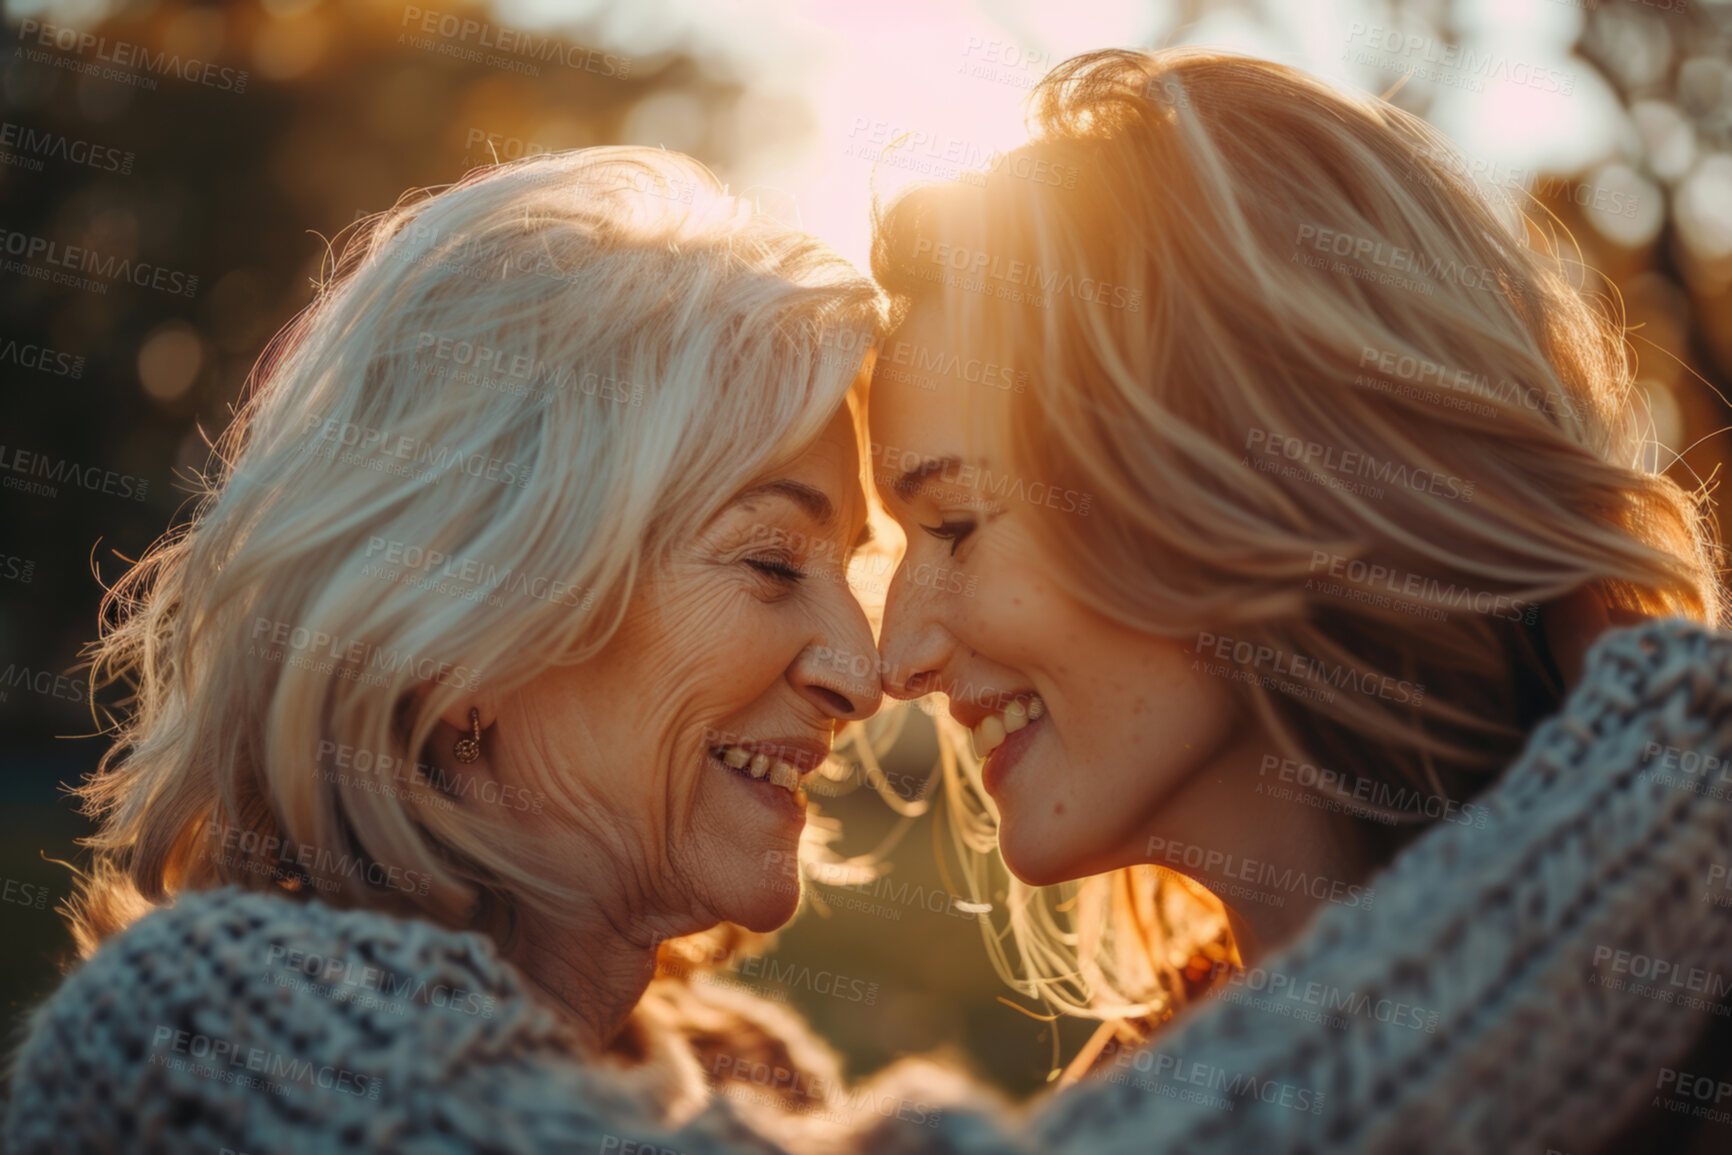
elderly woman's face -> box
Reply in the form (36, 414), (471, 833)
(494, 406), (881, 933)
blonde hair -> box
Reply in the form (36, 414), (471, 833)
(70, 147), (884, 955)
(873, 48), (1722, 1036)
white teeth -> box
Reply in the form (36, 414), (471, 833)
(971, 715), (1006, 759)
(716, 746), (803, 794)
(969, 696), (1046, 759)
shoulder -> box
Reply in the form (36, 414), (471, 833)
(3, 886), (775, 1154)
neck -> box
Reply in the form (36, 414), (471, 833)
(1145, 728), (1378, 967)
(510, 899), (665, 1055)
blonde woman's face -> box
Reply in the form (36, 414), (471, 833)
(869, 305), (1240, 887)
(496, 406), (881, 933)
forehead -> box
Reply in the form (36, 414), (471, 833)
(770, 404), (864, 513)
(868, 303), (1002, 460)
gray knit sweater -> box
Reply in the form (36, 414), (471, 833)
(8, 619), (1732, 1153)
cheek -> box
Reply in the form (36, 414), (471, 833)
(636, 578), (791, 697)
(959, 539), (1060, 651)
(1101, 644), (1234, 771)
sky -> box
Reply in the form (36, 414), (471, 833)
(3, 0), (1642, 270)
(497, 0), (1614, 269)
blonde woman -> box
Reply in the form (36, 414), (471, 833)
(866, 49), (1732, 1154)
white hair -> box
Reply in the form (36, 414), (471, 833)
(70, 147), (885, 950)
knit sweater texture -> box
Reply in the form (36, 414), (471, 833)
(7, 618), (1732, 1153)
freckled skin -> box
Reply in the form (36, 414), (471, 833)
(869, 307), (1242, 887)
(447, 408), (881, 940)
(869, 305), (1372, 956)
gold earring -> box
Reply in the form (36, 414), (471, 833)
(453, 707), (482, 764)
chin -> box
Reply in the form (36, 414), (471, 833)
(725, 887), (801, 933)
(997, 820), (1080, 889)
(714, 839), (804, 932)
(1000, 812), (1139, 888)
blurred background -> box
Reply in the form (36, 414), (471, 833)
(2, 0), (1730, 1101)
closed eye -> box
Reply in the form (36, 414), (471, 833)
(920, 519), (975, 556)
(745, 556), (806, 582)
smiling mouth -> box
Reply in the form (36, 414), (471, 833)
(968, 694), (1047, 759)
(710, 744), (808, 793)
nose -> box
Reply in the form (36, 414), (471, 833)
(876, 563), (953, 701)
(788, 588), (883, 722)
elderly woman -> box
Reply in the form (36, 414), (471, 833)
(6, 148), (892, 1150)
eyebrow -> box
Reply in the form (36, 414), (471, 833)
(892, 455), (961, 501)
(736, 479), (835, 526)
